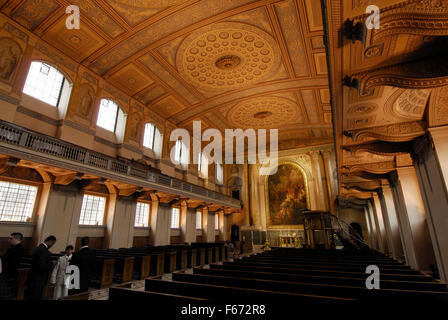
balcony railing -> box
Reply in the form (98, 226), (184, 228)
(0, 120), (241, 208)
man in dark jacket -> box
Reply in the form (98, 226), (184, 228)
(26, 236), (56, 300)
(2, 233), (25, 278)
(0, 233), (25, 299)
(70, 237), (96, 294)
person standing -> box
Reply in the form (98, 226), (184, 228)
(2, 233), (25, 278)
(0, 233), (25, 300)
(70, 237), (95, 294)
(26, 236), (56, 300)
(50, 245), (73, 300)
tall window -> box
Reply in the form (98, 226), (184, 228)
(0, 181), (37, 222)
(174, 140), (183, 163)
(216, 163), (223, 184)
(143, 123), (157, 150)
(171, 207), (180, 229)
(79, 194), (106, 226)
(97, 99), (119, 132)
(198, 152), (208, 178)
(135, 202), (150, 228)
(215, 213), (219, 230)
(23, 62), (68, 107)
(196, 211), (202, 230)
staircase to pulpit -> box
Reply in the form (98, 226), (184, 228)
(303, 211), (368, 250)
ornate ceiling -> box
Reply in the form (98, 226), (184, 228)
(0, 0), (333, 150)
(324, 0), (448, 199)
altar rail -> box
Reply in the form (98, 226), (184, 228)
(0, 120), (241, 208)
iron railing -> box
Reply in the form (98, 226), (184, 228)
(0, 120), (241, 207)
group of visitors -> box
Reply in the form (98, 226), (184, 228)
(0, 233), (95, 300)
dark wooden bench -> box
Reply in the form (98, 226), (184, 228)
(102, 250), (151, 280)
(213, 263), (433, 282)
(96, 255), (134, 284)
(194, 267), (448, 292)
(90, 258), (115, 289)
(59, 292), (90, 300)
(228, 260), (421, 275)
(144, 278), (356, 302)
(245, 255), (408, 267)
(171, 271), (448, 301)
(109, 286), (207, 302)
(16, 267), (30, 300)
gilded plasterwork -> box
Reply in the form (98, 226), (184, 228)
(176, 22), (281, 92)
(227, 96), (300, 129)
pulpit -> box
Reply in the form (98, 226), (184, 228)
(303, 211), (335, 249)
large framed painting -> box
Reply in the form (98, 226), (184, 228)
(265, 162), (309, 229)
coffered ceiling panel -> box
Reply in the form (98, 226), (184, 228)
(108, 63), (154, 96)
(10, 0), (60, 30)
(42, 17), (106, 63)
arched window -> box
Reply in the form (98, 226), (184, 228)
(174, 139), (189, 167)
(143, 123), (160, 150)
(97, 99), (120, 132)
(198, 152), (208, 179)
(216, 163), (223, 184)
(23, 61), (72, 108)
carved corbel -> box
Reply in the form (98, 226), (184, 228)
(349, 55), (448, 96)
(370, 0), (448, 44)
(344, 121), (426, 143)
(168, 197), (181, 207)
(342, 141), (413, 156)
(410, 134), (434, 164)
(342, 183), (381, 194)
(54, 172), (84, 186)
(342, 161), (396, 180)
(342, 19), (367, 45)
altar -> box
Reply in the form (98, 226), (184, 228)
(266, 230), (305, 247)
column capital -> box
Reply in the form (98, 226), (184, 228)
(429, 126), (448, 139)
(411, 135), (433, 164)
(309, 150), (321, 159)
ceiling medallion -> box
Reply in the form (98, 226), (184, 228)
(253, 111), (273, 119)
(215, 55), (241, 70)
(228, 97), (299, 129)
(177, 22), (281, 91)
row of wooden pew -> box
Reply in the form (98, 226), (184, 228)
(14, 242), (229, 300)
(109, 248), (448, 304)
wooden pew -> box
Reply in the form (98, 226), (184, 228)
(212, 263), (433, 282)
(196, 248), (205, 266)
(228, 260), (421, 275)
(164, 251), (176, 273)
(96, 255), (134, 284)
(245, 255), (408, 266)
(144, 278), (356, 302)
(171, 272), (448, 301)
(109, 286), (207, 302)
(90, 258), (115, 289)
(59, 292), (90, 300)
(194, 267), (448, 292)
(16, 267), (30, 300)
(188, 248), (198, 268)
(103, 250), (151, 280)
